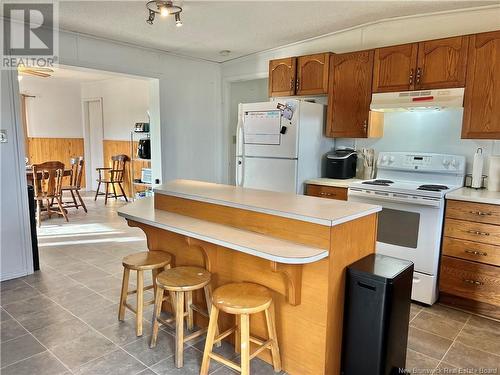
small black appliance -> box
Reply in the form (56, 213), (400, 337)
(137, 138), (151, 160)
(341, 254), (413, 375)
(134, 122), (150, 132)
(325, 149), (357, 179)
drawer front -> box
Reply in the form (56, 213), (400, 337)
(440, 256), (500, 307)
(444, 218), (500, 246)
(446, 200), (500, 225)
(442, 237), (500, 267)
(305, 184), (347, 201)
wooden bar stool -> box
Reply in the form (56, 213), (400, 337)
(200, 282), (281, 375)
(118, 251), (172, 336)
(150, 266), (219, 368)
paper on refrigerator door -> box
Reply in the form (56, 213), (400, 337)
(243, 110), (281, 145)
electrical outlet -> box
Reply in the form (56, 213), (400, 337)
(0, 130), (7, 143)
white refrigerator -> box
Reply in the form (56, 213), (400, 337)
(235, 100), (332, 194)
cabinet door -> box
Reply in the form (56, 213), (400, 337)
(296, 53), (330, 96)
(326, 51), (374, 138)
(268, 57), (296, 97)
(416, 36), (469, 90)
(372, 43), (418, 92)
(462, 31), (500, 139)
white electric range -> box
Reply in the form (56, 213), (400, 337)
(348, 152), (466, 305)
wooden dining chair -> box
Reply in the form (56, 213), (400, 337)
(94, 154), (129, 204)
(61, 156), (87, 212)
(32, 161), (68, 227)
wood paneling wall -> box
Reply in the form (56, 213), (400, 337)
(27, 137), (86, 187)
(103, 140), (149, 198)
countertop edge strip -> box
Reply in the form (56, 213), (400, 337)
(154, 189), (381, 226)
(117, 210), (329, 265)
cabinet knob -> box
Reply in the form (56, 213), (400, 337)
(290, 78), (294, 91)
(295, 78), (299, 92)
(409, 68), (414, 85)
(362, 120), (368, 132)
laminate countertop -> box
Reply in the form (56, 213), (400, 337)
(153, 179), (381, 227)
(304, 177), (365, 189)
(446, 187), (500, 205)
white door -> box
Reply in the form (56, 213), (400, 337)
(83, 99), (104, 191)
(242, 157), (297, 193)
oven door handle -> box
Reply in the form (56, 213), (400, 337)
(348, 189), (442, 207)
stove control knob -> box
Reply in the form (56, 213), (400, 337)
(389, 156), (395, 164)
(442, 159), (450, 168)
(451, 159), (458, 168)
(381, 155), (388, 164)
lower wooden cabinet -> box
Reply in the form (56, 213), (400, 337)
(440, 199), (500, 319)
(305, 184), (348, 201)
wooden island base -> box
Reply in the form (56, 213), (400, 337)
(118, 180), (379, 374)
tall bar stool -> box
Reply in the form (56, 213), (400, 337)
(150, 266), (219, 368)
(118, 251), (172, 336)
(200, 282), (281, 375)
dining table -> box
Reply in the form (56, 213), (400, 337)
(25, 167), (72, 185)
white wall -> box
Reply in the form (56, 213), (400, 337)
(221, 6), (500, 180)
(59, 30), (222, 185)
(19, 78), (83, 138)
(81, 78), (150, 141)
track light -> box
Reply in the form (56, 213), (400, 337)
(145, 1), (183, 26)
(175, 13), (182, 27)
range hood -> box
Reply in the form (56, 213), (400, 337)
(370, 88), (465, 112)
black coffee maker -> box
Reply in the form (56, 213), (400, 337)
(137, 138), (151, 160)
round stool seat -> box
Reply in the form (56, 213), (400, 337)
(156, 266), (211, 291)
(122, 251), (172, 271)
(213, 282), (272, 314)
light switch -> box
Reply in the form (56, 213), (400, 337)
(0, 130), (7, 143)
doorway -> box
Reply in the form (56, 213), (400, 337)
(82, 98), (104, 191)
(227, 78), (268, 184)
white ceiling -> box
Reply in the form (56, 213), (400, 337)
(53, 1), (499, 62)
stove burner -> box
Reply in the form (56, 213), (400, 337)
(417, 184), (449, 192)
(362, 179), (394, 186)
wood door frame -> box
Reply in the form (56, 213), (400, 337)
(81, 97), (104, 191)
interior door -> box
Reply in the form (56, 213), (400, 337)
(416, 36), (469, 90)
(84, 99), (104, 191)
(326, 51), (374, 138)
(372, 43), (418, 92)
(268, 57), (296, 97)
(242, 157), (297, 193)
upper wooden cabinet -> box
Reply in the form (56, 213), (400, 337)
(268, 53), (330, 97)
(268, 57), (296, 97)
(326, 51), (374, 138)
(372, 43), (418, 93)
(416, 36), (469, 90)
(372, 36), (469, 92)
(296, 53), (330, 96)
(462, 31), (500, 139)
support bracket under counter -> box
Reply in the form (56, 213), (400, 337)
(270, 261), (303, 305)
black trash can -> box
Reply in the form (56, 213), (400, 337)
(341, 254), (413, 375)
(27, 185), (40, 271)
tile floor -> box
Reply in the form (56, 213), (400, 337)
(1, 194), (499, 374)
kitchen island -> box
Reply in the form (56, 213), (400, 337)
(117, 180), (381, 374)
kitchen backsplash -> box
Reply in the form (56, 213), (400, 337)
(335, 110), (499, 175)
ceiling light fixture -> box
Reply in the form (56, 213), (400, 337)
(146, 1), (182, 26)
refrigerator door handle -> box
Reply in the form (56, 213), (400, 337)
(235, 105), (245, 187)
(236, 157), (244, 187)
